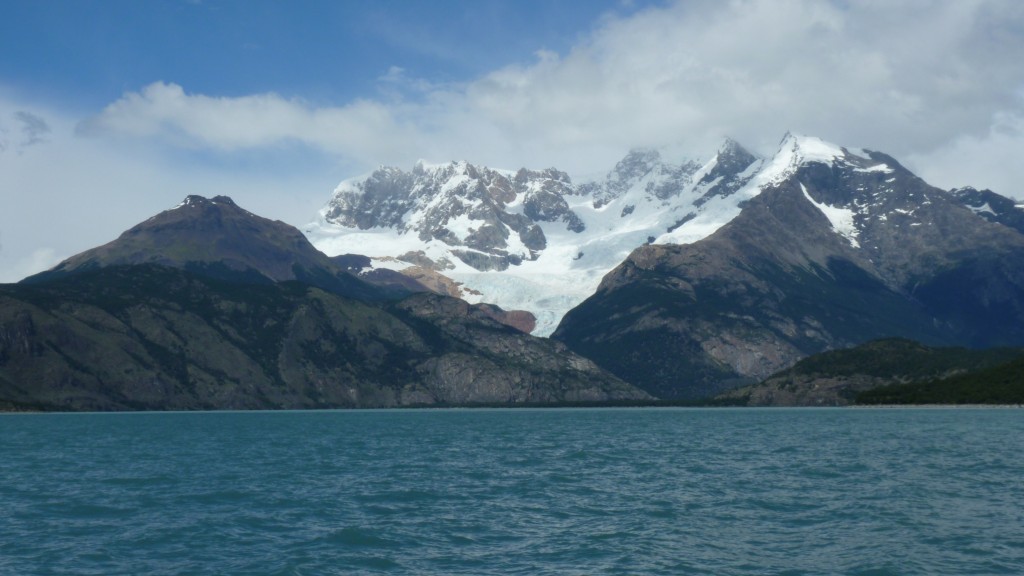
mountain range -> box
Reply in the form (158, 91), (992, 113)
(308, 133), (1024, 400)
(4, 132), (1024, 409)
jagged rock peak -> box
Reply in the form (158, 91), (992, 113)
(768, 133), (898, 174)
(553, 136), (1024, 399)
(715, 138), (756, 163)
(175, 194), (239, 209)
(514, 166), (573, 187)
(309, 136), (783, 334)
(613, 147), (662, 174)
(695, 138), (761, 191)
(950, 186), (1024, 235)
(605, 148), (663, 187)
(718, 136), (744, 152)
(592, 147), (705, 208)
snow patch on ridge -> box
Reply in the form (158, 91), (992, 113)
(855, 164), (894, 174)
(966, 202), (997, 216)
(175, 197), (200, 209)
(800, 184), (860, 248)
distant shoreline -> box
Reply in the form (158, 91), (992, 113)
(3, 402), (1022, 414)
(848, 403), (1023, 409)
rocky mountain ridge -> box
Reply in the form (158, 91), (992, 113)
(951, 186), (1024, 235)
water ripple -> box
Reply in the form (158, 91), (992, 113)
(1, 408), (1022, 575)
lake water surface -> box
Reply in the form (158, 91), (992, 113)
(1, 407), (1022, 575)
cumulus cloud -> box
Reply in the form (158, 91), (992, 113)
(446, 0), (1024, 167)
(77, 82), (427, 167)
(906, 110), (1024, 196)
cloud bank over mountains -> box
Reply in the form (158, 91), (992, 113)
(3, 0), (1024, 282)
(77, 0), (1024, 179)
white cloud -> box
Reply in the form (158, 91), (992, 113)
(906, 110), (1024, 197)
(0, 97), (341, 283)
(78, 82), (426, 168)
(442, 0), (1024, 169)
(4, 248), (60, 283)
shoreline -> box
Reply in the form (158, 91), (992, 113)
(3, 402), (1022, 414)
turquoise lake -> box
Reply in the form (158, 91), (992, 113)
(1, 407), (1022, 575)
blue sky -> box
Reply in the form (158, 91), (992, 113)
(2, 0), (1024, 282)
(2, 0), (633, 109)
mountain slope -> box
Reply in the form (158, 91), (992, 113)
(25, 195), (387, 300)
(552, 135), (1024, 399)
(0, 265), (644, 410)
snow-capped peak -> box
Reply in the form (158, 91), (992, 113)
(754, 133), (848, 187)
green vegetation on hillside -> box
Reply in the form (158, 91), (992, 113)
(856, 354), (1024, 405)
(717, 338), (1024, 407)
(785, 338), (1021, 380)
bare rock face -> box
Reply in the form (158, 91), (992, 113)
(473, 303), (538, 334)
(319, 161), (585, 272)
(516, 168), (586, 233)
(332, 254), (539, 334)
(390, 293), (636, 403)
(395, 266), (466, 298)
